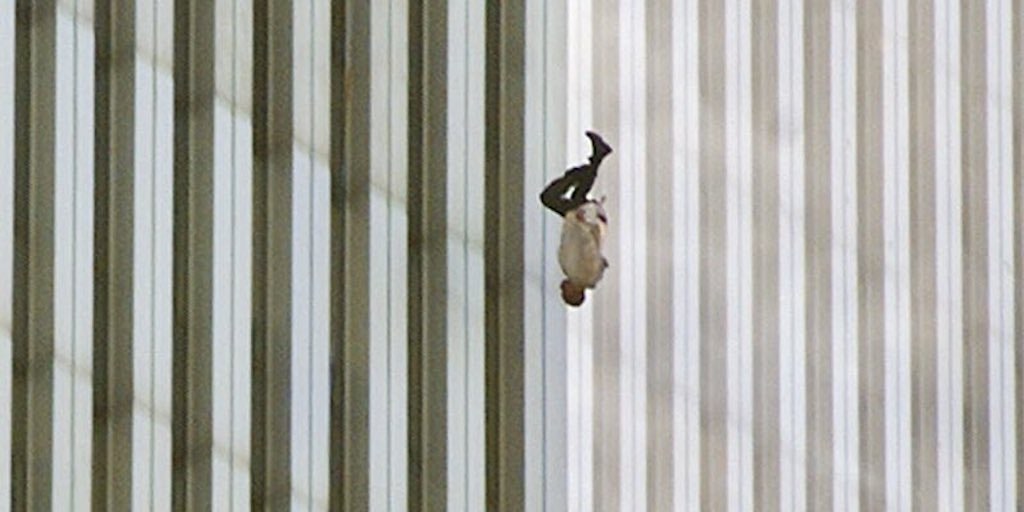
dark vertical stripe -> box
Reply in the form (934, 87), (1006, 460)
(328, 0), (347, 508)
(908, 0), (938, 508)
(92, 0), (135, 508)
(251, 0), (292, 508)
(802, 0), (832, 507)
(698, 0), (727, 507)
(960, 0), (990, 508)
(408, 0), (448, 508)
(751, 0), (780, 509)
(330, 0), (372, 509)
(484, 0), (524, 509)
(856, 0), (887, 509)
(171, 0), (215, 508)
(645, 0), (673, 509)
(11, 1), (56, 510)
(592, 0), (621, 508)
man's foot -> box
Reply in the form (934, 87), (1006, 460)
(585, 130), (613, 161)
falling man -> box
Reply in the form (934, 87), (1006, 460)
(539, 131), (613, 307)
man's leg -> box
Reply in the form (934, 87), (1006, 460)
(586, 130), (613, 166)
(540, 132), (613, 216)
(568, 132), (612, 204)
(539, 170), (581, 216)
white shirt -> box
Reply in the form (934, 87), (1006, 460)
(558, 201), (608, 289)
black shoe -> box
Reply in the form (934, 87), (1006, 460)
(585, 130), (613, 161)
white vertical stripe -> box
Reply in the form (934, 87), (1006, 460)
(212, 1), (255, 506)
(684, 0), (701, 504)
(447, 0), (468, 508)
(291, 3), (313, 508)
(368, 0), (391, 503)
(310, 161), (332, 511)
(672, 0), (702, 507)
(618, 0), (648, 509)
(564, 0), (582, 507)
(829, 1), (859, 510)
(231, 112), (254, 507)
(618, 0), (635, 507)
(388, 1), (410, 509)
(740, 0), (755, 502)
(73, 12), (95, 507)
(211, 98), (230, 510)
(291, 2), (332, 508)
(577, 3), (595, 507)
(133, 51), (156, 512)
(883, 0), (915, 508)
(725, 0), (754, 509)
(287, 154), (330, 511)
(132, 13), (175, 505)
(465, 1), (487, 509)
(565, 0), (595, 507)
(0, 0), (12, 503)
(633, 0), (648, 506)
(154, 5), (176, 506)
(565, 1), (582, 508)
(447, 0), (487, 508)
(986, 0), (1017, 506)
(290, 151), (314, 511)
(522, 0), (553, 505)
(212, 91), (234, 512)
(542, 1), (569, 509)
(54, 8), (96, 508)
(778, 0), (807, 509)
(933, 0), (964, 508)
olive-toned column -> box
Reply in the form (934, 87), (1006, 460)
(11, 1), (56, 509)
(172, 0), (215, 508)
(751, 0), (780, 509)
(329, 0), (371, 509)
(483, 0), (524, 509)
(908, 0), (938, 508)
(92, 0), (135, 509)
(698, 0), (727, 507)
(960, 0), (990, 508)
(645, 0), (674, 509)
(251, 0), (293, 508)
(802, 0), (833, 507)
(407, 0), (448, 510)
(855, 0), (887, 508)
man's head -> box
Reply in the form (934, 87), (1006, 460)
(560, 279), (586, 307)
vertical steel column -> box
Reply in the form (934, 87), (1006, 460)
(483, 0), (524, 509)
(855, 0), (887, 507)
(751, 1), (781, 509)
(908, 0), (938, 508)
(591, 0), (622, 506)
(698, 0), (728, 507)
(408, 0), (449, 509)
(251, 0), (293, 509)
(172, 0), (215, 509)
(960, 0), (991, 507)
(330, 0), (372, 509)
(802, 0), (834, 507)
(92, 0), (135, 509)
(645, 0), (674, 508)
(11, 1), (56, 509)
